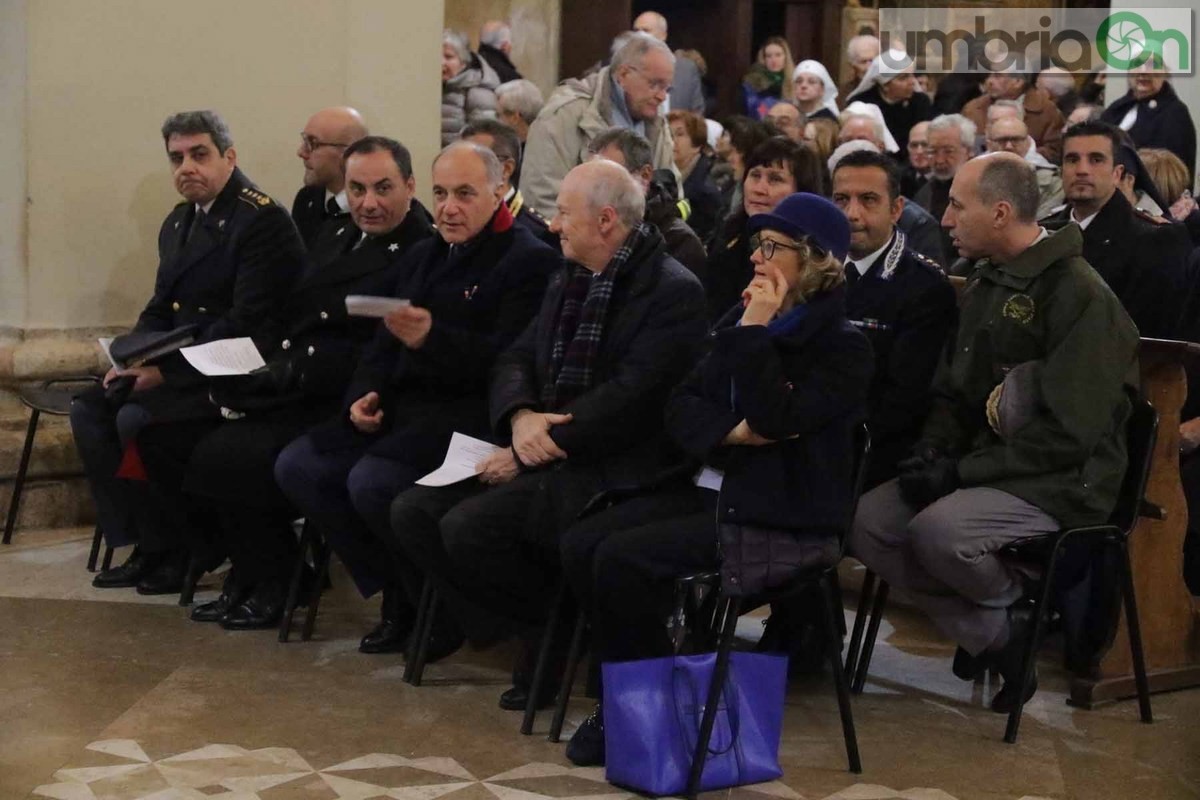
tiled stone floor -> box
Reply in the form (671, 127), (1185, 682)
(2, 528), (1198, 800)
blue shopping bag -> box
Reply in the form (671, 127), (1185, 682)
(602, 651), (787, 796)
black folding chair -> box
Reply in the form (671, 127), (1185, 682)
(848, 399), (1157, 744)
(278, 519), (332, 642)
(3, 376), (113, 571)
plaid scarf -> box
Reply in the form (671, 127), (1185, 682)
(542, 223), (653, 409)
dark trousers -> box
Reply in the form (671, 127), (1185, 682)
(274, 433), (425, 598)
(559, 484), (719, 662)
(137, 418), (301, 585)
(389, 468), (599, 645)
(68, 383), (172, 552)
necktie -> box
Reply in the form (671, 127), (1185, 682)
(844, 263), (860, 288)
(326, 196), (341, 216)
(184, 210), (205, 246)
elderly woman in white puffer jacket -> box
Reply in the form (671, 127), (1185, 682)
(441, 29), (500, 146)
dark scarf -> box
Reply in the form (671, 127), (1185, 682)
(542, 223), (654, 409)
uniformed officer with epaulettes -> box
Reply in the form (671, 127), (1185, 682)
(1040, 121), (1191, 338)
(461, 117), (562, 251)
(291, 107), (368, 247)
(135, 136), (437, 628)
(70, 110), (305, 595)
(832, 149), (959, 488)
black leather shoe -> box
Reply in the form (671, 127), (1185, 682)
(191, 586), (251, 622)
(220, 586), (285, 630)
(92, 548), (157, 589)
(952, 646), (991, 681)
(566, 703), (606, 767)
(990, 604), (1039, 713)
(135, 555), (186, 595)
(360, 619), (413, 653)
(499, 682), (556, 711)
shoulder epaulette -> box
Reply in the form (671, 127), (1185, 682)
(909, 249), (945, 274)
(238, 186), (275, 209)
(525, 207), (548, 225)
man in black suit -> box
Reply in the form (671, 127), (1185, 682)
(460, 118), (558, 250)
(1041, 121), (1190, 338)
(70, 110), (304, 593)
(136, 136), (437, 627)
(292, 107), (368, 247)
(274, 142), (560, 652)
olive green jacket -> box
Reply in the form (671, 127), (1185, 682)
(922, 225), (1139, 527)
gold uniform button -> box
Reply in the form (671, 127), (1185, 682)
(319, 311), (329, 321)
(307, 346), (315, 356)
(198, 306), (207, 313)
(171, 301), (181, 311)
(281, 339), (291, 350)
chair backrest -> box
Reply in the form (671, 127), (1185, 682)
(1109, 398), (1158, 535)
(842, 422), (872, 538)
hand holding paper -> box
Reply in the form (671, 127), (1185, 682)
(416, 433), (504, 487)
(345, 295), (412, 318)
(180, 338), (267, 376)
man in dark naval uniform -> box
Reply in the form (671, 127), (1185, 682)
(460, 118), (560, 251)
(1041, 121), (1190, 338)
(70, 110), (304, 593)
(136, 136), (437, 627)
(833, 149), (958, 488)
(291, 107), (369, 247)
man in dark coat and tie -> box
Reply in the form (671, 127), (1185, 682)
(1041, 121), (1191, 338)
(274, 141), (560, 652)
(291, 107), (369, 247)
(70, 110), (304, 593)
(136, 136), (437, 627)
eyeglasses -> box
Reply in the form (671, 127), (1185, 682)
(299, 133), (350, 153)
(750, 233), (806, 260)
(929, 145), (965, 158)
(908, 141), (930, 151)
(988, 136), (1026, 148)
(627, 65), (673, 94)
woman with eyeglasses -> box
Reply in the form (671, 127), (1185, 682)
(558, 193), (873, 767)
(704, 136), (824, 321)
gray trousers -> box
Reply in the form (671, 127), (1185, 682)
(848, 479), (1059, 655)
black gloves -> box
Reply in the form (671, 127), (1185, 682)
(897, 445), (960, 508)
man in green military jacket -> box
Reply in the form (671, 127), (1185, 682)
(850, 152), (1139, 713)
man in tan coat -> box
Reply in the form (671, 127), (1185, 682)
(521, 32), (676, 218)
(963, 72), (1065, 164)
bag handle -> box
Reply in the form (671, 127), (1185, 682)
(672, 658), (741, 757)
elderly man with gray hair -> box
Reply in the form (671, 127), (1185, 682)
(273, 140), (560, 654)
(851, 151), (1139, 715)
(916, 113), (977, 260)
(495, 79), (544, 144)
(389, 158), (707, 711)
(521, 32), (677, 218)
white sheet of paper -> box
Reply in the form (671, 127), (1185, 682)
(180, 338), (267, 376)
(97, 337), (118, 369)
(416, 432), (504, 487)
(345, 295), (412, 318)
(693, 465), (725, 492)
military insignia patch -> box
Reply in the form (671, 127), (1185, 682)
(1002, 294), (1035, 324)
(239, 187), (274, 208)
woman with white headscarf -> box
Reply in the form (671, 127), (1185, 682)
(791, 60), (839, 123)
(846, 50), (933, 158)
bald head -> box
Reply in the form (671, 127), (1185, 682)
(480, 20), (512, 54)
(552, 160), (645, 272)
(298, 106), (368, 192)
(945, 151), (1041, 260)
(633, 11), (668, 41)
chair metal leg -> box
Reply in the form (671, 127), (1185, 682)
(852, 580), (889, 694)
(301, 544), (331, 641)
(829, 569), (847, 638)
(822, 575), (863, 773)
(178, 552), (204, 606)
(87, 526), (104, 572)
(1004, 545), (1059, 744)
(685, 596), (742, 800)
(844, 569), (877, 682)
(522, 584), (567, 735)
(3, 408), (40, 545)
(403, 580), (434, 684)
(407, 588), (440, 687)
(278, 521), (316, 643)
(1117, 539), (1154, 723)
(101, 546), (115, 571)
(549, 610), (588, 743)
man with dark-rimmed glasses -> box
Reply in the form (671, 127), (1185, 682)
(292, 107), (368, 247)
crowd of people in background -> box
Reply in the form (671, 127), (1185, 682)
(69, 11), (1200, 777)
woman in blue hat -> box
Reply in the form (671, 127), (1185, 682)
(558, 193), (875, 767)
